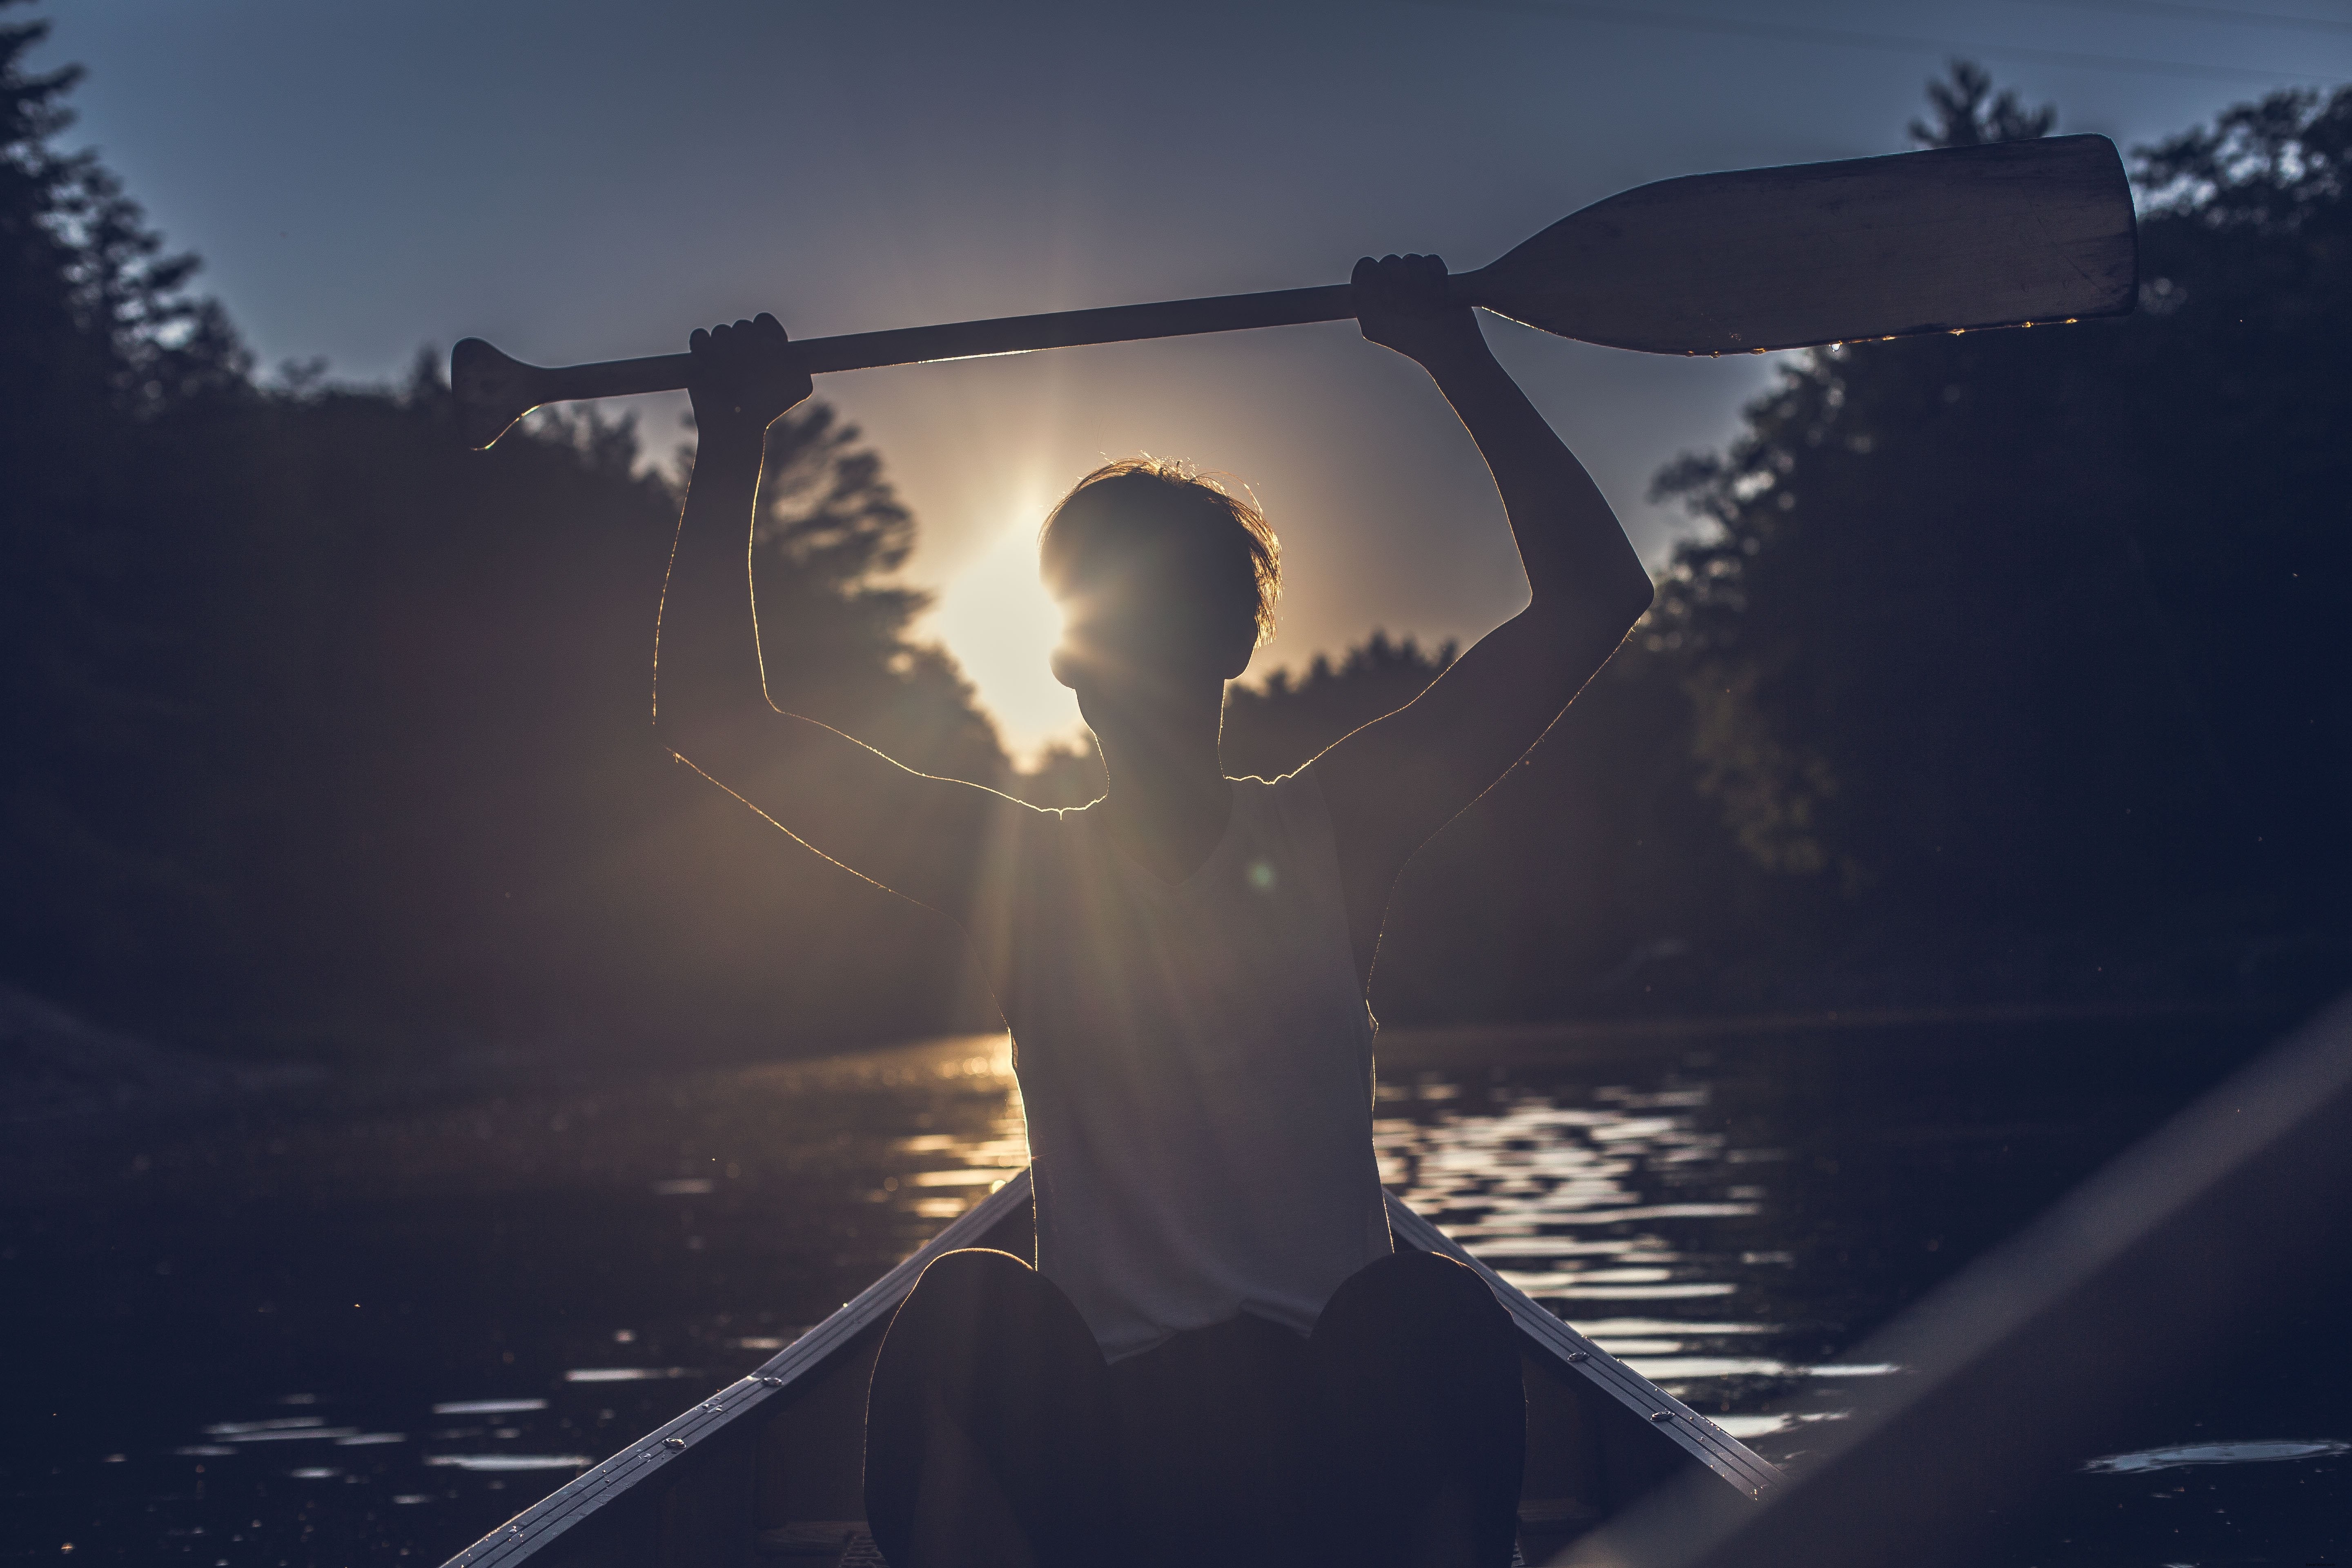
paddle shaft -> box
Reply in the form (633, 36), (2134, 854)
(535, 281), (1372, 402)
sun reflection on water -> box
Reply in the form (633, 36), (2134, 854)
(1374, 1073), (1852, 1444)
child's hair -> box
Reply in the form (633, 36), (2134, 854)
(1037, 457), (1281, 647)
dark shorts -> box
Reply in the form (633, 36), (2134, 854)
(864, 1247), (1525, 1568)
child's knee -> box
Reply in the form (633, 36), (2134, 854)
(1314, 1252), (1517, 1388)
(911, 1247), (1037, 1318)
(1410, 1250), (1510, 1325)
(1342, 1248), (1500, 1322)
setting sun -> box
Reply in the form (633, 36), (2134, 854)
(924, 508), (1085, 763)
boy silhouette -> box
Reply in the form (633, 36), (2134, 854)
(658, 254), (1654, 1568)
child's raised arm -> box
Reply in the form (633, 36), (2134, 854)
(1307, 257), (1657, 982)
(653, 314), (1029, 923)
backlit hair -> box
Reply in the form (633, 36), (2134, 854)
(1037, 457), (1281, 647)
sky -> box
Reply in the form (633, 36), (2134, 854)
(35, 0), (2351, 756)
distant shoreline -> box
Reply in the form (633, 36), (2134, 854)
(0, 986), (2302, 1146)
(1373, 998), (2267, 1069)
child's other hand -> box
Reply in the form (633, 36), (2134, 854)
(1353, 254), (1486, 368)
(687, 313), (813, 442)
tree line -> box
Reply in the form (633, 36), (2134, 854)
(1366, 67), (2350, 1024)
(1132, 66), (2349, 1026)
(0, 8), (1011, 1058)
(4, 15), (2343, 1063)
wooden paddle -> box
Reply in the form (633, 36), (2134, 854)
(452, 134), (2134, 450)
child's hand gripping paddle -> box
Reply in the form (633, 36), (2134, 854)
(452, 134), (2134, 450)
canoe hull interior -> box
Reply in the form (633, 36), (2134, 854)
(444, 1174), (1777, 1568)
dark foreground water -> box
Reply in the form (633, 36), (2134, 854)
(4, 1012), (2344, 1566)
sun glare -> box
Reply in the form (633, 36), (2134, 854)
(927, 513), (1086, 764)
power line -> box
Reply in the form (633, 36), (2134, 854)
(2016, 0), (2352, 37)
(1416, 0), (2349, 85)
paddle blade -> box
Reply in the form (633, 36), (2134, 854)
(1466, 135), (2136, 356)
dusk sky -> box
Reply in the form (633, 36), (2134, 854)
(39, 0), (2350, 755)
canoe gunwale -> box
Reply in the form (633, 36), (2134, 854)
(439, 1169), (1778, 1566)
(1385, 1197), (1783, 1499)
(439, 1175), (1036, 1567)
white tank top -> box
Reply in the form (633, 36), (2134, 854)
(995, 769), (1394, 1362)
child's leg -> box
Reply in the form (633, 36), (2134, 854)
(865, 1248), (1116, 1568)
(1309, 1250), (1526, 1568)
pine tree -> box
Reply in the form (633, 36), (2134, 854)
(0, 5), (1011, 1051)
(0, 2), (252, 1011)
(1649, 66), (2352, 958)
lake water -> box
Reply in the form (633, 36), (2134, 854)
(6, 1012), (2343, 1565)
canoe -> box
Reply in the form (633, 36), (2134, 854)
(437, 1171), (1781, 1567)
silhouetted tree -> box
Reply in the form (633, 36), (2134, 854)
(1295, 68), (2351, 1022)
(1204, 630), (1746, 1023)
(0, 2), (253, 1016)
(0, 12), (1013, 1055)
(1650, 66), (2351, 961)
(1221, 631), (1457, 780)
(187, 373), (1009, 1054)
(1908, 59), (2055, 149)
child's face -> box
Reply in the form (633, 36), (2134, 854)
(1049, 537), (1257, 700)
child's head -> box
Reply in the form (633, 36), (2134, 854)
(1040, 457), (1278, 694)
